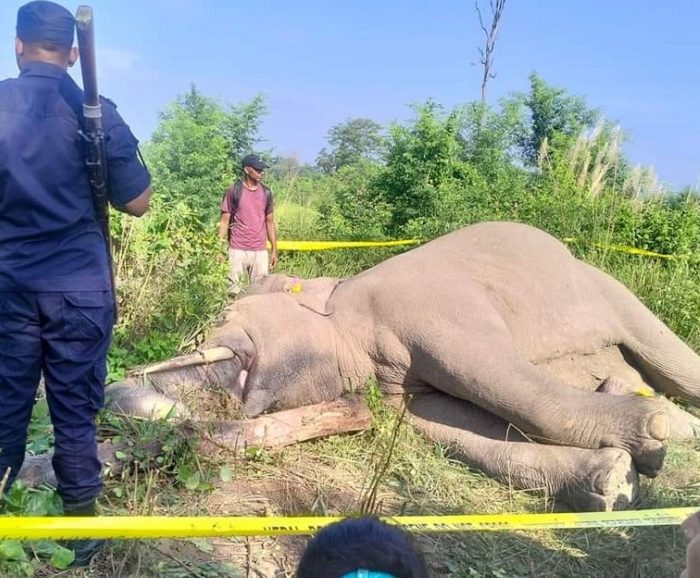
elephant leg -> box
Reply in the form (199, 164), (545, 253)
(597, 377), (700, 441)
(415, 333), (669, 477)
(404, 391), (638, 512)
(583, 262), (700, 405)
(407, 392), (639, 511)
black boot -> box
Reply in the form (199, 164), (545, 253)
(61, 497), (106, 567)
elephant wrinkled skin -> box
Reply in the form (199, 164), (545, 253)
(105, 221), (700, 511)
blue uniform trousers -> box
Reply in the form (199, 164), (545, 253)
(0, 291), (113, 504)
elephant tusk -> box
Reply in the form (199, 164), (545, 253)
(140, 347), (236, 375)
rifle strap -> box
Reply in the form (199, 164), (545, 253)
(58, 73), (87, 131)
(137, 147), (150, 172)
(59, 73), (150, 173)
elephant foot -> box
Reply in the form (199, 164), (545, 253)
(598, 376), (700, 442)
(631, 410), (669, 477)
(598, 395), (669, 478)
(558, 448), (639, 512)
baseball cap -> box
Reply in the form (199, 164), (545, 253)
(241, 153), (267, 171)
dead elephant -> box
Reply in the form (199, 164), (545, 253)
(98, 222), (700, 511)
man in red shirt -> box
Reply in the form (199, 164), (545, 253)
(219, 154), (278, 295)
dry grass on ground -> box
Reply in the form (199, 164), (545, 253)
(43, 399), (700, 578)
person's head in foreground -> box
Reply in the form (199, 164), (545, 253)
(296, 517), (430, 578)
(682, 511), (700, 578)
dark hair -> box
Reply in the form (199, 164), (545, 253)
(296, 517), (430, 578)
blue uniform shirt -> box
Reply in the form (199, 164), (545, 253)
(0, 61), (150, 292)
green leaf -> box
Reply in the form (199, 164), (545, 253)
(25, 491), (55, 516)
(245, 446), (263, 460)
(50, 544), (75, 569)
(30, 540), (56, 556)
(33, 399), (50, 419)
(184, 471), (201, 490)
(0, 540), (28, 561)
(115, 450), (128, 460)
(219, 465), (233, 482)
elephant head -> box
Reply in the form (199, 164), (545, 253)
(208, 277), (350, 416)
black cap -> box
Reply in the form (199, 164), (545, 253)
(17, 1), (75, 51)
(241, 153), (267, 171)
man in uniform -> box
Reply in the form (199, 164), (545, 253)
(0, 1), (151, 565)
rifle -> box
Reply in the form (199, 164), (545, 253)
(74, 5), (117, 318)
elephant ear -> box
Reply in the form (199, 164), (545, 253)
(289, 277), (343, 316)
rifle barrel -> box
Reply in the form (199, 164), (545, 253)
(74, 5), (115, 319)
(75, 5), (100, 110)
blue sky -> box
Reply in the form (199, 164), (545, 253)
(1, 0), (698, 189)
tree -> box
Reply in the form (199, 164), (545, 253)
(475, 0), (507, 103)
(316, 118), (385, 174)
(517, 73), (599, 167)
(379, 102), (468, 234)
(145, 85), (267, 222)
(220, 94), (267, 167)
(457, 99), (526, 174)
(267, 155), (302, 181)
(318, 161), (391, 242)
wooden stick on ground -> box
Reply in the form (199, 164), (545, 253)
(17, 398), (373, 487)
(202, 397), (373, 451)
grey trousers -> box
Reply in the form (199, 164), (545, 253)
(228, 248), (268, 294)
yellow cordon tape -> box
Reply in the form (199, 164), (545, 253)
(275, 237), (678, 259)
(275, 239), (420, 251)
(561, 238), (676, 259)
(591, 242), (676, 259)
(0, 508), (697, 540)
